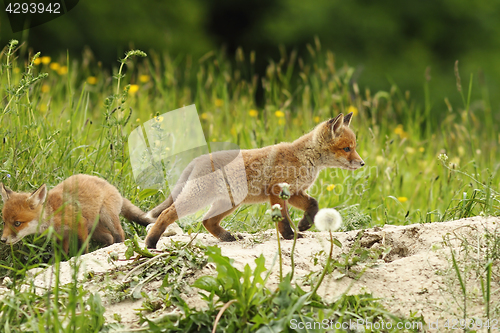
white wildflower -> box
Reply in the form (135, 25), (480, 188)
(437, 153), (448, 162)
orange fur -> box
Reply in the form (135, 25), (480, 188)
(1, 174), (154, 253)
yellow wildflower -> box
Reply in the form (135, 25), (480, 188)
(326, 184), (335, 191)
(419, 147), (425, 152)
(154, 116), (164, 122)
(41, 84), (50, 93)
(394, 124), (408, 139)
(275, 110), (285, 118)
(58, 66), (68, 75)
(87, 76), (98, 85)
(49, 62), (60, 71)
(215, 98), (224, 107)
(347, 105), (358, 116)
(249, 109), (258, 117)
(33, 58), (41, 65)
(139, 75), (150, 83)
(201, 113), (209, 120)
(136, 118), (141, 122)
(314, 116), (320, 123)
(128, 84), (139, 95)
(41, 56), (51, 65)
(397, 197), (408, 203)
(212, 138), (217, 142)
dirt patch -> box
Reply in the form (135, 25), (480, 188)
(4, 216), (499, 330)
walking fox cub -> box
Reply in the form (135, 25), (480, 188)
(145, 112), (364, 249)
(1, 174), (154, 253)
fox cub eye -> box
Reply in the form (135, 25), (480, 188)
(14, 221), (21, 227)
(343, 147), (351, 152)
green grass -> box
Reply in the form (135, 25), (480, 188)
(1, 39), (499, 265)
(0, 40), (499, 331)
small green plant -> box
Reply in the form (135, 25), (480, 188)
(137, 245), (422, 332)
(442, 226), (500, 331)
(0, 257), (105, 332)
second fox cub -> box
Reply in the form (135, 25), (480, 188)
(1, 174), (154, 253)
(145, 112), (364, 248)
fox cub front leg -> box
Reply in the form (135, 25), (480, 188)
(288, 193), (319, 231)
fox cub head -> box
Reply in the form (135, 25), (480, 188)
(1, 183), (47, 245)
(318, 112), (365, 170)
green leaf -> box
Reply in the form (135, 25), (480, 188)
(193, 276), (219, 292)
(124, 239), (134, 260)
(138, 188), (159, 201)
(332, 238), (343, 248)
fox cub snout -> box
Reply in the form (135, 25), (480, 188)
(145, 112), (364, 249)
(1, 174), (154, 253)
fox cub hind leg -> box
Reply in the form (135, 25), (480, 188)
(145, 204), (178, 248)
(145, 200), (240, 249)
(202, 202), (240, 242)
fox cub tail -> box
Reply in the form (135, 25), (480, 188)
(121, 198), (156, 226)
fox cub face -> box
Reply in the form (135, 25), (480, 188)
(320, 112), (364, 170)
(1, 183), (47, 245)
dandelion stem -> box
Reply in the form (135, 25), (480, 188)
(284, 201), (298, 281)
(309, 231), (334, 300)
(275, 220), (283, 282)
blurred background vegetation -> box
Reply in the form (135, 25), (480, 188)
(1, 0), (500, 110)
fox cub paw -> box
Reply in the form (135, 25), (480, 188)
(218, 231), (243, 242)
(282, 232), (304, 240)
(298, 219), (313, 232)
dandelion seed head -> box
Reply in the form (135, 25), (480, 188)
(314, 208), (342, 232)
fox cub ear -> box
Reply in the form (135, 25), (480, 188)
(26, 184), (47, 209)
(328, 113), (344, 137)
(1, 183), (13, 203)
(343, 112), (353, 127)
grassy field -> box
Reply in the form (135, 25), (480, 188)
(0, 40), (499, 331)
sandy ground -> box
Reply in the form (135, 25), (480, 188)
(2, 216), (499, 331)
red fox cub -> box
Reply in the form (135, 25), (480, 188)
(1, 174), (154, 253)
(145, 112), (364, 249)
